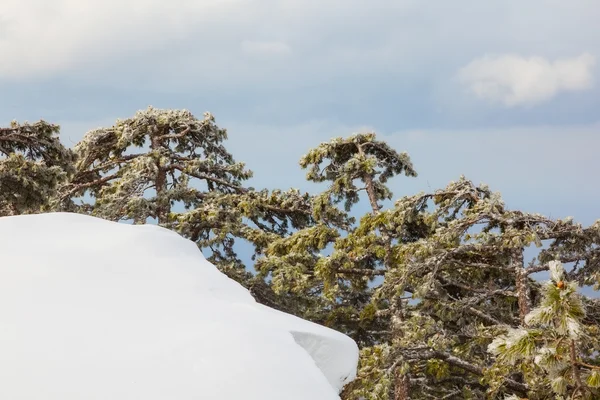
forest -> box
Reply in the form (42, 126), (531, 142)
(1, 106), (599, 399)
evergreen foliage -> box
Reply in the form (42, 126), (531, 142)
(67, 106), (252, 223)
(257, 133), (417, 343)
(260, 142), (600, 398)
(65, 107), (317, 306)
(490, 261), (600, 399)
(0, 120), (74, 216)
(1, 109), (599, 399)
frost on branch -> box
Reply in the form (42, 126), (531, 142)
(489, 261), (599, 399)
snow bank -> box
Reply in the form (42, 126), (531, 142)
(0, 213), (358, 400)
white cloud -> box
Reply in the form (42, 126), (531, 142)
(0, 0), (598, 98)
(241, 40), (292, 56)
(458, 53), (596, 106)
(0, 0), (247, 79)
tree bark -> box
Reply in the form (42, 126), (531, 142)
(570, 339), (584, 397)
(151, 134), (168, 225)
(513, 248), (530, 324)
(394, 369), (410, 400)
(356, 143), (380, 212)
(405, 349), (529, 394)
(391, 295), (410, 399)
(364, 172), (381, 213)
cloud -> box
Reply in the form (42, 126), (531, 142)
(0, 0), (247, 80)
(1, 0), (599, 134)
(1, 0), (597, 89)
(241, 40), (292, 56)
(458, 53), (596, 107)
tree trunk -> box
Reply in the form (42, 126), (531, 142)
(151, 135), (168, 225)
(356, 143), (380, 213)
(513, 248), (530, 324)
(394, 370), (410, 400)
(358, 141), (408, 396)
(570, 339), (584, 397)
(391, 295), (410, 399)
(364, 171), (381, 213)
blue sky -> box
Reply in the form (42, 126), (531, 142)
(1, 0), (599, 227)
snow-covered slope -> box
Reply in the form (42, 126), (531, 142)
(0, 213), (358, 400)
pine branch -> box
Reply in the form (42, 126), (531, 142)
(171, 164), (248, 193)
(156, 126), (190, 141)
(402, 348), (529, 393)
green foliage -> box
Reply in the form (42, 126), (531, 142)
(0, 120), (74, 215)
(2, 109), (600, 400)
(70, 107), (251, 223)
(300, 133), (416, 211)
(341, 344), (394, 400)
(259, 133), (420, 347)
(489, 262), (600, 399)
(261, 158), (600, 399)
(68, 107), (319, 306)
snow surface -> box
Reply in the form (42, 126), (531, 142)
(0, 213), (358, 400)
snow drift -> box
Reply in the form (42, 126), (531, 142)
(0, 213), (358, 400)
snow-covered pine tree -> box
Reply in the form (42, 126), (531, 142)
(343, 179), (600, 399)
(66, 107), (316, 306)
(67, 107), (252, 224)
(255, 133), (423, 398)
(0, 120), (74, 216)
(257, 132), (600, 399)
(489, 261), (600, 399)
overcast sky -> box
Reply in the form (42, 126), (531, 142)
(1, 0), (599, 225)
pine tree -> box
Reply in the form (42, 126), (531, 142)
(0, 120), (75, 216)
(299, 133), (416, 212)
(257, 132), (600, 399)
(66, 107), (317, 304)
(66, 107), (252, 223)
(489, 261), (600, 399)
(7, 111), (597, 399)
(346, 178), (600, 399)
(256, 133), (417, 340)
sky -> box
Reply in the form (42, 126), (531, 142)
(1, 0), (599, 227)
